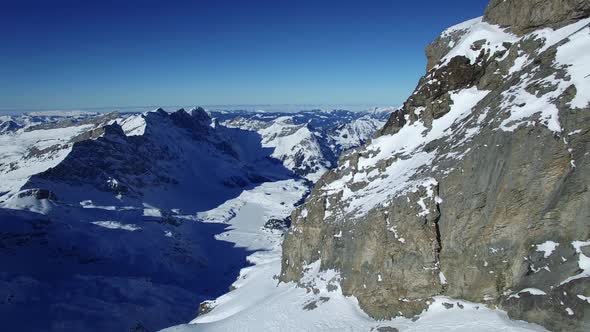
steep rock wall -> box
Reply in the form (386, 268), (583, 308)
(281, 1), (590, 330)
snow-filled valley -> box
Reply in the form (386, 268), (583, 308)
(0, 107), (394, 331)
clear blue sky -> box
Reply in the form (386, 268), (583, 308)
(0, 0), (489, 110)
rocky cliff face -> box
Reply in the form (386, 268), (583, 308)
(484, 0), (590, 34)
(281, 1), (590, 331)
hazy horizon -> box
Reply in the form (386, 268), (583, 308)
(0, 103), (401, 116)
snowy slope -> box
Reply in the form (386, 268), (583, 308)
(0, 112), (119, 199)
(216, 109), (389, 182)
(161, 179), (547, 332)
(308, 16), (590, 221)
(256, 117), (329, 182)
(0, 108), (299, 331)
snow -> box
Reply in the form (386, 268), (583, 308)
(155, 16), (589, 332)
(497, 19), (590, 133)
(441, 17), (483, 37)
(437, 17), (517, 68)
(535, 241), (559, 258)
(1, 191), (55, 214)
(0, 123), (94, 196)
(499, 73), (564, 133)
(535, 17), (590, 54)
(161, 179), (546, 332)
(554, 26), (590, 109)
(165, 260), (547, 332)
(91, 221), (142, 231)
(2, 13), (586, 332)
(577, 295), (590, 304)
(388, 225), (406, 244)
(330, 115), (386, 151)
(119, 114), (147, 136)
(432, 17), (590, 134)
(568, 129), (582, 136)
(559, 240), (590, 285)
(143, 207), (162, 217)
(218, 109), (387, 183)
(508, 54), (529, 75)
(508, 288), (547, 299)
(257, 117), (328, 182)
(322, 87), (488, 219)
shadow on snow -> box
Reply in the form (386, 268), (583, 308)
(0, 120), (302, 332)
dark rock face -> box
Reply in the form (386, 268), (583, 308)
(484, 0), (590, 34)
(170, 108), (212, 135)
(281, 2), (590, 331)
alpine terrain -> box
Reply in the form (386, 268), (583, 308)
(280, 1), (590, 331)
(0, 107), (387, 331)
(1, 0), (589, 331)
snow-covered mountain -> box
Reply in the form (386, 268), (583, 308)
(0, 112), (120, 199)
(214, 109), (389, 181)
(161, 1), (590, 330)
(0, 107), (298, 331)
(0, 106), (389, 331)
(4, 0), (588, 331)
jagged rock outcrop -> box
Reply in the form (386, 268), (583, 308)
(281, 1), (590, 331)
(484, 0), (590, 34)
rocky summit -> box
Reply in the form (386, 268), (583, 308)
(281, 0), (590, 331)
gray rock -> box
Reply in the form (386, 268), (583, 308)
(484, 0), (590, 34)
(376, 326), (399, 332)
(442, 302), (454, 309)
(280, 1), (590, 331)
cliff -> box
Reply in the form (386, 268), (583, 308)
(280, 0), (590, 330)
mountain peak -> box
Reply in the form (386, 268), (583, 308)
(190, 106), (212, 126)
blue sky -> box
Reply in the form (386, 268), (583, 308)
(0, 0), (489, 111)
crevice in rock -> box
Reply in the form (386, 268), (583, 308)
(433, 182), (443, 253)
(432, 182), (445, 292)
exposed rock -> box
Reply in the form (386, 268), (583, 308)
(17, 188), (57, 200)
(281, 2), (590, 331)
(263, 217), (291, 231)
(442, 302), (454, 309)
(376, 326), (399, 332)
(484, 0), (590, 34)
(198, 300), (216, 315)
(25, 111), (119, 132)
